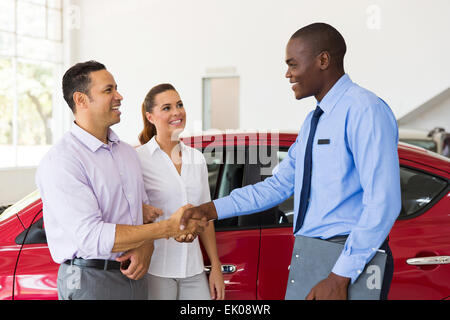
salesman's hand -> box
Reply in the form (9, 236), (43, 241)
(116, 241), (154, 280)
(305, 272), (350, 300)
(179, 202), (218, 231)
(143, 203), (163, 224)
(169, 204), (208, 238)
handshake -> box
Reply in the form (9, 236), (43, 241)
(143, 202), (218, 242)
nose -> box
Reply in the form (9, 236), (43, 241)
(115, 90), (123, 101)
(285, 68), (291, 79)
(172, 106), (182, 116)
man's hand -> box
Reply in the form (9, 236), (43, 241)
(179, 202), (218, 231)
(305, 272), (350, 300)
(143, 204), (163, 224)
(169, 204), (208, 238)
(116, 241), (154, 280)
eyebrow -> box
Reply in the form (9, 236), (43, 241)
(285, 58), (294, 64)
(103, 84), (117, 90)
(161, 100), (183, 107)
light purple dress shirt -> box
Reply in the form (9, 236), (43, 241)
(36, 123), (148, 263)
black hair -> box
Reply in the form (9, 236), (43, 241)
(62, 60), (106, 112)
(291, 23), (346, 69)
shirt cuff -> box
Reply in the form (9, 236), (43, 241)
(213, 197), (236, 220)
(331, 252), (366, 284)
(98, 222), (116, 256)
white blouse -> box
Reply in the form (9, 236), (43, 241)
(136, 137), (211, 278)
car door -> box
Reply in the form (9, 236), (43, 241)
(201, 145), (261, 300)
(14, 203), (58, 300)
(256, 146), (295, 300)
(388, 165), (450, 300)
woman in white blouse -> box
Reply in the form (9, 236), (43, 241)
(136, 83), (225, 300)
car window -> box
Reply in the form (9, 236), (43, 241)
(259, 149), (294, 228)
(203, 150), (223, 199)
(204, 146), (261, 231)
(399, 167), (448, 219)
(400, 139), (437, 152)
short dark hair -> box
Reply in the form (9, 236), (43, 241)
(62, 60), (106, 112)
(291, 23), (346, 69)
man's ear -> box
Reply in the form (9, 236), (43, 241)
(73, 92), (88, 110)
(317, 51), (331, 70)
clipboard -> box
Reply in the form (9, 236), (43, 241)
(285, 235), (387, 300)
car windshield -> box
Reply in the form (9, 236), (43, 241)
(0, 190), (40, 223)
(400, 139), (437, 152)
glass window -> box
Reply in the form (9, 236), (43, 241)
(400, 139), (437, 152)
(17, 1), (46, 38)
(203, 149), (223, 199)
(259, 149), (294, 227)
(399, 167), (448, 219)
(0, 0), (63, 168)
(204, 147), (262, 231)
(0, 0), (16, 32)
(0, 58), (15, 167)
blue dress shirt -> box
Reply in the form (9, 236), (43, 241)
(213, 74), (401, 283)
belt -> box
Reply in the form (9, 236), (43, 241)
(64, 258), (122, 271)
(325, 234), (390, 247)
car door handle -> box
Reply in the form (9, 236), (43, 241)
(406, 256), (450, 265)
(204, 264), (237, 274)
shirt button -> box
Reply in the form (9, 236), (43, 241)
(357, 270), (362, 274)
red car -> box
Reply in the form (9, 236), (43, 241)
(0, 132), (449, 300)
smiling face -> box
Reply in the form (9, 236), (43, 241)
(80, 69), (123, 128)
(146, 90), (186, 140)
(285, 37), (324, 101)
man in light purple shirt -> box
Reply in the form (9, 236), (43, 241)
(36, 61), (206, 299)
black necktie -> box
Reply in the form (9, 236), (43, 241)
(294, 106), (324, 234)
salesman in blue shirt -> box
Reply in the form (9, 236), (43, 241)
(180, 22), (401, 300)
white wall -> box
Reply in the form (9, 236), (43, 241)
(67, 0), (450, 145)
(399, 97), (450, 131)
(0, 167), (36, 206)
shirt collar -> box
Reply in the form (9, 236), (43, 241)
(70, 122), (120, 152)
(317, 74), (353, 114)
(146, 136), (186, 156)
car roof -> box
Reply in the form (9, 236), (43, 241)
(398, 142), (450, 175)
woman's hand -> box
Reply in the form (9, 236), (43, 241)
(208, 264), (225, 300)
(143, 204), (163, 224)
